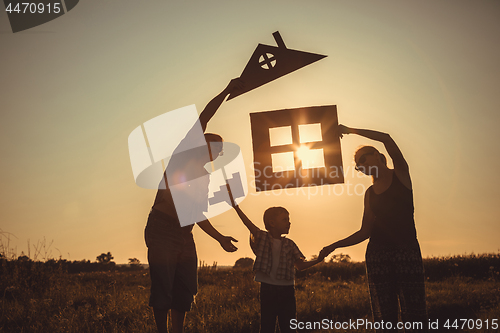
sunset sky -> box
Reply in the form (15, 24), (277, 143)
(1, 0), (499, 265)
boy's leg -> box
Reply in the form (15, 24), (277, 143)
(260, 283), (278, 333)
(276, 285), (297, 333)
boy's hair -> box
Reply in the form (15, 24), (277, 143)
(263, 206), (289, 231)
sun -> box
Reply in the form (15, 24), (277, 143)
(295, 145), (311, 161)
(295, 144), (326, 169)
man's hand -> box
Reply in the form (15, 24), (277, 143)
(197, 220), (238, 252)
(218, 236), (238, 252)
(199, 77), (246, 131)
(223, 78), (245, 95)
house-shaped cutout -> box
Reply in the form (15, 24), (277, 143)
(250, 105), (344, 191)
(228, 31), (327, 100)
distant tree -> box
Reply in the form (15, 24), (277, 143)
(96, 252), (114, 264)
(128, 257), (143, 270)
(233, 257), (254, 269)
(17, 254), (30, 262)
(17, 251), (30, 262)
(128, 258), (141, 265)
(329, 253), (351, 263)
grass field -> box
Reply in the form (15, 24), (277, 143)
(1, 254), (499, 332)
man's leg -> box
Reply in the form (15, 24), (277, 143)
(169, 235), (197, 333)
(153, 308), (168, 333)
(145, 212), (185, 332)
(171, 309), (186, 333)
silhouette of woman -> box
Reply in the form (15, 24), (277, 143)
(320, 125), (428, 333)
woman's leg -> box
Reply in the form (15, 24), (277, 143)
(366, 248), (399, 332)
(397, 248), (428, 332)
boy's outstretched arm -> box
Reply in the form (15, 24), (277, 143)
(294, 255), (324, 271)
(234, 205), (260, 238)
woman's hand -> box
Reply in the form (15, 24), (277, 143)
(319, 244), (336, 260)
(336, 124), (351, 138)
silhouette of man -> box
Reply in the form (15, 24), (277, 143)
(145, 78), (243, 333)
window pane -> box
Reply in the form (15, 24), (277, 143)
(269, 126), (293, 147)
(271, 152), (295, 172)
(298, 123), (322, 143)
(300, 148), (325, 169)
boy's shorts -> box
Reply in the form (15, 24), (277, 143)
(145, 209), (198, 312)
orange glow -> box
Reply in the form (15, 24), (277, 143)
(295, 145), (325, 169)
(296, 145), (310, 161)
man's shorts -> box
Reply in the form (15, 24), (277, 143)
(145, 209), (198, 312)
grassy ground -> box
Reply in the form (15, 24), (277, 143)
(1, 255), (499, 332)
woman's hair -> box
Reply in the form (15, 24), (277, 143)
(355, 146), (387, 166)
(263, 206), (288, 231)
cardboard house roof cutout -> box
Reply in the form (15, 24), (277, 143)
(227, 31), (327, 100)
(250, 105), (344, 192)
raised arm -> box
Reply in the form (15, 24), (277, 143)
(320, 190), (375, 259)
(199, 78), (244, 132)
(339, 124), (411, 187)
(233, 205), (261, 238)
(340, 125), (407, 170)
(197, 219), (238, 252)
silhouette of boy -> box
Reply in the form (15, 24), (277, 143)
(233, 205), (324, 333)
